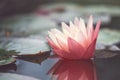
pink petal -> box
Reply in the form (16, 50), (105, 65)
(93, 20), (101, 40)
(69, 21), (75, 28)
(62, 22), (70, 32)
(74, 17), (79, 26)
(61, 22), (69, 28)
(56, 37), (69, 52)
(62, 22), (71, 37)
(79, 18), (87, 38)
(87, 15), (93, 30)
(68, 37), (85, 59)
(83, 39), (97, 59)
(87, 15), (94, 41)
(48, 31), (61, 48)
(53, 48), (82, 59)
(53, 49), (70, 59)
(46, 37), (59, 49)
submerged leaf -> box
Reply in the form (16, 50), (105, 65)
(0, 62), (17, 72)
(95, 45), (120, 58)
(15, 51), (51, 64)
(0, 73), (40, 80)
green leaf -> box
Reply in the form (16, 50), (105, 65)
(98, 29), (120, 45)
(0, 38), (50, 55)
(0, 14), (57, 37)
(0, 49), (19, 66)
(0, 49), (19, 60)
(0, 38), (51, 65)
(0, 57), (16, 66)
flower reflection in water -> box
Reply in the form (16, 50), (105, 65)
(48, 59), (96, 80)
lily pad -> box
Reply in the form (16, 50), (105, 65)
(98, 29), (120, 45)
(0, 38), (50, 65)
(0, 57), (16, 66)
(0, 38), (50, 55)
(0, 14), (57, 37)
(0, 49), (18, 66)
(39, 3), (111, 24)
(0, 49), (19, 60)
(0, 73), (40, 80)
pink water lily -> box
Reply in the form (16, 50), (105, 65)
(47, 16), (101, 59)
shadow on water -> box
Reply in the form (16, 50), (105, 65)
(0, 55), (120, 80)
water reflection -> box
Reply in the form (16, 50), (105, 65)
(48, 59), (96, 80)
(0, 63), (17, 72)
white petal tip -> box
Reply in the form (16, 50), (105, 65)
(80, 18), (84, 21)
(89, 15), (93, 19)
(74, 17), (79, 20)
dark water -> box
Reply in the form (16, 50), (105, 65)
(1, 56), (120, 80)
(95, 56), (120, 80)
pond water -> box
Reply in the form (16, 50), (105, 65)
(0, 55), (120, 80)
(0, 3), (120, 80)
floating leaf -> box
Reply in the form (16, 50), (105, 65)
(0, 14), (57, 37)
(0, 38), (51, 64)
(0, 73), (39, 80)
(0, 49), (19, 66)
(0, 49), (19, 61)
(0, 57), (16, 66)
(98, 29), (120, 45)
(0, 38), (50, 55)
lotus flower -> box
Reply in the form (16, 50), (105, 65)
(47, 16), (101, 59)
(48, 60), (97, 80)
